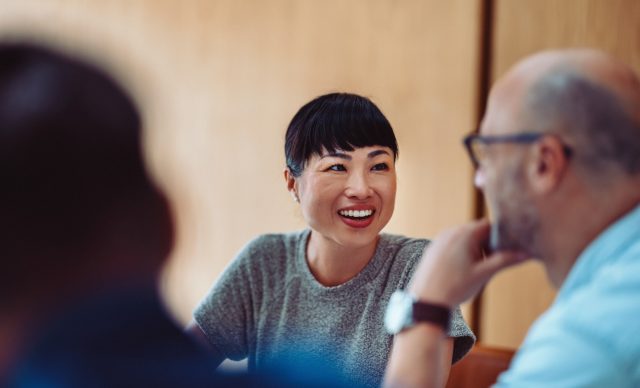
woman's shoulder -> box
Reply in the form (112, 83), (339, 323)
(220, 230), (307, 297)
(373, 234), (431, 290)
(243, 230), (307, 255)
(377, 233), (432, 276)
(231, 230), (307, 272)
(380, 233), (430, 255)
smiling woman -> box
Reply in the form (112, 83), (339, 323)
(187, 93), (475, 387)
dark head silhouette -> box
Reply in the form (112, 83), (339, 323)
(0, 43), (173, 305)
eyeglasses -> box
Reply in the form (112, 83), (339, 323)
(463, 132), (572, 168)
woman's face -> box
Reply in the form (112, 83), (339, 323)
(287, 146), (396, 250)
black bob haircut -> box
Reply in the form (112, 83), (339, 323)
(285, 92), (398, 177)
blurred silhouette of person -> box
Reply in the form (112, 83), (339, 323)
(0, 42), (267, 387)
(0, 41), (353, 388)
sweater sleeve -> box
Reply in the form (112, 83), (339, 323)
(193, 237), (264, 361)
(449, 305), (476, 364)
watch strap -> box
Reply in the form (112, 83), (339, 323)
(412, 301), (451, 332)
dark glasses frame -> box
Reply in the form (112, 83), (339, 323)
(463, 132), (572, 168)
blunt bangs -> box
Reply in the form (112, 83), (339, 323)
(285, 93), (398, 176)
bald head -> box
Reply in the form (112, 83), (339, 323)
(513, 49), (640, 122)
(491, 49), (640, 177)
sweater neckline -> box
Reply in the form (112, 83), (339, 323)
(295, 229), (391, 296)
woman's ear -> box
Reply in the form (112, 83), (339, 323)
(284, 168), (299, 202)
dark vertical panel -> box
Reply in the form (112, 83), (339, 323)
(469, 0), (494, 342)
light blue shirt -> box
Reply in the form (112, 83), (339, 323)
(496, 204), (640, 387)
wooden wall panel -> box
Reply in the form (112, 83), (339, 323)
(0, 0), (483, 324)
(481, 0), (640, 348)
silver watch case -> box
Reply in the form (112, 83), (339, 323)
(384, 290), (416, 334)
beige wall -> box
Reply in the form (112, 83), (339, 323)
(480, 0), (640, 348)
(0, 0), (482, 323)
(6, 0), (637, 351)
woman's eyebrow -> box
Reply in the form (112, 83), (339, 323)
(321, 152), (351, 160)
(320, 149), (390, 160)
(368, 149), (390, 158)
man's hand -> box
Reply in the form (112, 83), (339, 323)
(408, 219), (528, 307)
(384, 220), (527, 388)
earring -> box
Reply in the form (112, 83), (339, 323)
(291, 192), (299, 203)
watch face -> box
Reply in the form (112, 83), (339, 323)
(384, 291), (414, 334)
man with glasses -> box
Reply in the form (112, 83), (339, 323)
(384, 49), (640, 387)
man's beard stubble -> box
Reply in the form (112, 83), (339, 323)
(488, 167), (541, 256)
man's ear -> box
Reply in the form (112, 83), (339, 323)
(284, 168), (299, 202)
(527, 135), (569, 194)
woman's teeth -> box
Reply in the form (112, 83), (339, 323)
(339, 209), (373, 218)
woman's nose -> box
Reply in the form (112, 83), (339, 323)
(345, 172), (373, 199)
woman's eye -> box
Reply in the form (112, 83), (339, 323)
(328, 164), (346, 172)
(372, 163), (389, 171)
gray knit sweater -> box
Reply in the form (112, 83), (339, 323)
(194, 230), (475, 387)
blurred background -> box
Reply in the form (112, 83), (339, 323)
(1, 0), (638, 352)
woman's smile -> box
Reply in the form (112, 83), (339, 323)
(337, 205), (376, 228)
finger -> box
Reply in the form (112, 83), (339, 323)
(466, 219), (491, 258)
(469, 219), (491, 243)
(474, 251), (528, 279)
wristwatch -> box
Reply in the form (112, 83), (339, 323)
(384, 290), (451, 334)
